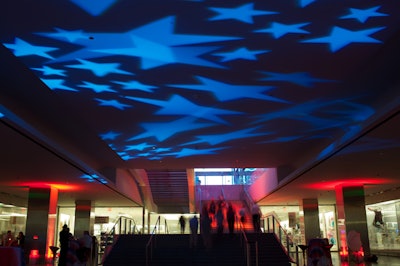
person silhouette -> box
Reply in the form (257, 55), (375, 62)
(179, 215), (186, 234)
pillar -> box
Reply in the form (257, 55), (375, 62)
(25, 187), (58, 264)
(301, 198), (321, 244)
(335, 185), (370, 262)
(74, 200), (94, 237)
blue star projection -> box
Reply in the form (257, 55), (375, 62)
(1, 0), (398, 162)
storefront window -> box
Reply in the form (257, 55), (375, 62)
(366, 200), (400, 250)
(319, 205), (338, 251)
(0, 203), (27, 246)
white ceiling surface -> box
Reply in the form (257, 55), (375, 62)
(0, 0), (400, 209)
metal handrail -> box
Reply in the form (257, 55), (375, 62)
(145, 215), (161, 266)
(109, 215), (140, 235)
(263, 213), (297, 264)
(239, 220), (258, 266)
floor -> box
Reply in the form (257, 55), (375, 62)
(298, 252), (400, 266)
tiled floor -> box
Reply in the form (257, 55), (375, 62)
(297, 252), (400, 266)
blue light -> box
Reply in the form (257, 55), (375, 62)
(1, 0), (395, 162)
(70, 0), (118, 16)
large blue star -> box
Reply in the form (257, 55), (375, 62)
(302, 26), (385, 52)
(169, 76), (287, 103)
(97, 16), (239, 69)
(213, 47), (269, 62)
(4, 38), (57, 59)
(78, 81), (116, 93)
(40, 16), (239, 69)
(125, 95), (242, 124)
(340, 6), (387, 23)
(66, 59), (132, 77)
(208, 3), (277, 23)
(255, 22), (310, 39)
(127, 117), (215, 142)
(259, 71), (333, 87)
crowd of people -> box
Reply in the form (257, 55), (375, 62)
(177, 197), (262, 249)
(58, 225), (98, 266)
(1, 230), (25, 248)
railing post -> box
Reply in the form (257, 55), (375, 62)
(272, 216), (275, 234)
(255, 241), (259, 266)
(246, 242), (251, 266)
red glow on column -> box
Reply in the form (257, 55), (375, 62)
(18, 182), (81, 191)
(47, 187), (58, 259)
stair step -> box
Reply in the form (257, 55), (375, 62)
(103, 233), (291, 266)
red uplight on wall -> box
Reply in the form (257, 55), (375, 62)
(29, 249), (40, 258)
(304, 177), (391, 190)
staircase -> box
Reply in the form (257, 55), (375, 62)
(103, 232), (292, 266)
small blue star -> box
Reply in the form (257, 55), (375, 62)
(100, 131), (121, 140)
(214, 47), (268, 62)
(36, 28), (87, 42)
(208, 3), (277, 24)
(298, 0), (316, 8)
(302, 26), (385, 52)
(169, 76), (287, 103)
(186, 127), (267, 146)
(125, 143), (153, 151)
(70, 0), (118, 16)
(255, 22), (310, 39)
(4, 38), (57, 59)
(167, 147), (225, 158)
(66, 59), (132, 77)
(259, 71), (333, 87)
(40, 78), (77, 91)
(95, 98), (131, 110)
(78, 81), (116, 93)
(32, 66), (66, 76)
(340, 6), (388, 23)
(126, 95), (242, 124)
(113, 80), (157, 93)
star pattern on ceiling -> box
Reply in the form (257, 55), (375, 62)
(302, 26), (385, 52)
(1, 0), (396, 161)
(340, 6), (388, 23)
(208, 3), (278, 23)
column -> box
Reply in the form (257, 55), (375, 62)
(25, 186), (58, 264)
(335, 185), (370, 263)
(74, 200), (94, 237)
(301, 198), (321, 244)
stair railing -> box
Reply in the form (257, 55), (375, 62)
(145, 215), (161, 266)
(239, 219), (258, 266)
(263, 213), (297, 264)
(108, 215), (140, 242)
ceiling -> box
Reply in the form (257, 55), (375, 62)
(1, 0), (400, 210)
